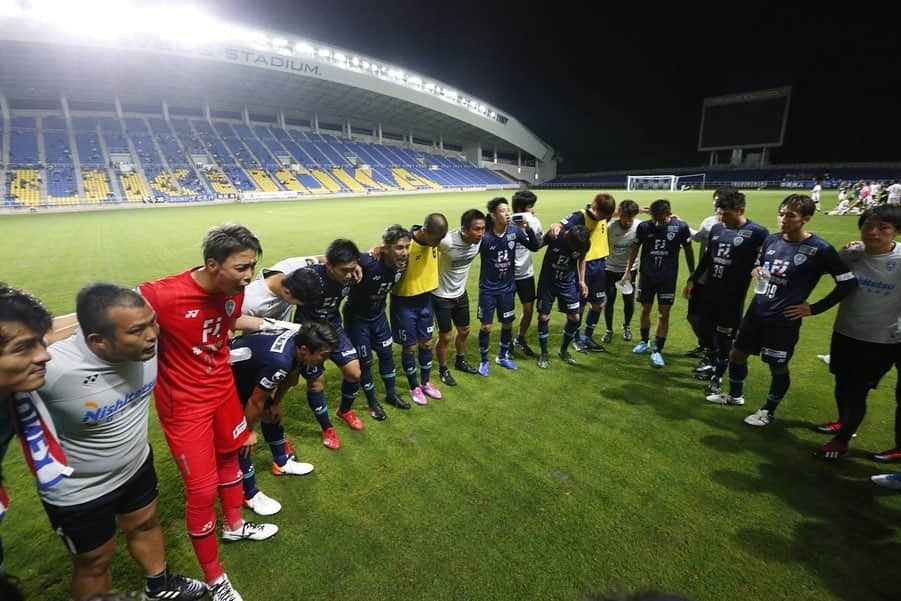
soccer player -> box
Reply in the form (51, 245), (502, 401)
(622, 199), (694, 368)
(296, 239), (364, 447)
(683, 190), (768, 397)
(548, 193), (616, 352)
(706, 195), (857, 427)
(433, 210), (486, 386)
(229, 322), (337, 513)
(343, 225), (411, 415)
(809, 205), (900, 460)
(38, 284), (206, 601)
(0, 284), (54, 579)
(887, 180), (901, 206)
(476, 197), (540, 374)
(390, 213), (448, 405)
(241, 255), (323, 322)
(601, 200), (640, 343)
(811, 178), (822, 212)
(535, 225), (592, 368)
(138, 223), (277, 601)
(510, 191), (544, 357)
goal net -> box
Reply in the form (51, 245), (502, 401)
(626, 174), (675, 191)
(674, 173), (707, 191)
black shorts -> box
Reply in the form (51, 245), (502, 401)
(733, 311), (801, 365)
(431, 292), (471, 333)
(829, 331), (901, 388)
(515, 276), (536, 305)
(42, 446), (158, 555)
(637, 272), (677, 306)
(709, 289), (745, 338)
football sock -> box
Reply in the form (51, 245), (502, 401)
(728, 361), (748, 398)
(217, 452), (243, 530)
(653, 336), (666, 352)
(401, 351), (419, 388)
(379, 350), (398, 397)
(261, 422), (287, 467)
(561, 319), (579, 352)
(307, 390), (333, 430)
(499, 328), (512, 359)
(763, 372), (791, 413)
(455, 352), (466, 364)
(418, 347), (433, 384)
(359, 359), (377, 404)
(640, 327), (650, 343)
(238, 454), (258, 499)
(478, 329), (490, 362)
(145, 566), (169, 589)
(537, 319), (549, 353)
(184, 477), (222, 583)
(585, 309), (600, 339)
(339, 379), (360, 413)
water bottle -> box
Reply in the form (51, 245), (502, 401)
(754, 261), (771, 295)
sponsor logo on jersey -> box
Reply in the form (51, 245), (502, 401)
(798, 244), (819, 256)
(81, 378), (157, 425)
(232, 417), (247, 439)
(185, 309), (200, 318)
(340, 349), (357, 357)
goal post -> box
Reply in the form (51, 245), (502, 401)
(626, 174), (675, 191)
(674, 173), (707, 191)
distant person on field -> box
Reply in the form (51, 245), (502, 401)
(811, 178), (822, 212)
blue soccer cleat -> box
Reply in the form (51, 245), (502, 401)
(632, 340), (651, 354)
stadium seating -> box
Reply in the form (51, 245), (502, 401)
(8, 169), (41, 206)
(119, 171), (149, 202)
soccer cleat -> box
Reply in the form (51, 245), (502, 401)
(704, 377), (722, 396)
(336, 409), (364, 430)
(622, 326), (633, 341)
(817, 354), (831, 365)
(813, 421), (842, 435)
(684, 345), (707, 358)
(271, 458), (314, 476)
(557, 349), (577, 365)
(692, 359), (715, 374)
(439, 367), (458, 386)
(410, 386), (428, 405)
(744, 409), (773, 427)
(650, 351), (665, 367)
(495, 356), (518, 370)
(322, 427), (341, 449)
(421, 381), (442, 399)
(478, 361), (490, 376)
(368, 399), (388, 421)
(579, 336), (606, 353)
(816, 440), (849, 460)
(571, 337), (587, 353)
(385, 393), (411, 410)
(513, 336), (536, 357)
(144, 572), (207, 601)
(872, 448), (901, 463)
(242, 490), (282, 516)
(454, 357), (481, 374)
(601, 330), (613, 344)
(871, 473), (901, 489)
(209, 574), (243, 601)
(222, 520), (278, 543)
(537, 353), (550, 369)
(706, 392), (744, 406)
(632, 340), (651, 354)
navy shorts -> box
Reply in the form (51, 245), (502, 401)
(734, 311), (801, 365)
(477, 289), (516, 325)
(328, 323), (359, 366)
(829, 331), (900, 388)
(345, 312), (394, 361)
(515, 276), (536, 305)
(537, 272), (581, 315)
(390, 294), (434, 345)
(710, 291), (745, 338)
(637, 271), (677, 306)
(432, 292), (471, 332)
(583, 258), (607, 304)
(43, 447), (158, 554)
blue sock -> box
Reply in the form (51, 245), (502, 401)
(238, 454), (258, 499)
(562, 319), (580, 352)
(379, 350), (397, 397)
(401, 351), (419, 389)
(537, 320), (549, 354)
(261, 422), (287, 467)
(340, 378), (360, 413)
(418, 347), (433, 384)
(478, 329), (490, 362)
(360, 364), (377, 404)
(764, 372), (791, 412)
(307, 389), (332, 430)
(499, 328), (512, 359)
(729, 362), (748, 398)
(585, 309), (601, 338)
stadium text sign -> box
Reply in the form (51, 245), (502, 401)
(223, 49), (321, 75)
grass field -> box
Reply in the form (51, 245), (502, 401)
(1, 189), (898, 601)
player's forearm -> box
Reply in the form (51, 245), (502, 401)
(245, 388), (270, 426)
(809, 278), (858, 315)
(272, 370), (301, 405)
(683, 245), (696, 274)
(235, 315), (302, 333)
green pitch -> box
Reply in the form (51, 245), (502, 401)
(1, 189), (898, 601)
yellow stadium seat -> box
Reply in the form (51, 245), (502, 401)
(248, 168), (280, 192)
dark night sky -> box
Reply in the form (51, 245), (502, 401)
(212, 1), (896, 174)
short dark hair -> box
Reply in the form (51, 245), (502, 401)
(592, 193), (616, 218)
(295, 320), (339, 353)
(325, 239), (360, 265)
(461, 209), (486, 229)
(423, 213), (448, 237)
(382, 224), (411, 247)
(511, 190), (537, 213)
(202, 223), (262, 264)
(76, 283), (147, 340)
(486, 197), (508, 214)
(713, 185), (739, 201)
(714, 189), (746, 211)
(859, 204), (901, 230)
(618, 200), (640, 218)
(566, 225), (592, 255)
(282, 268), (323, 306)
(0, 283), (53, 353)
(649, 199), (672, 219)
(779, 194), (816, 217)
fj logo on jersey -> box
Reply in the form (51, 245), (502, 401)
(225, 300), (236, 316)
(185, 309), (200, 318)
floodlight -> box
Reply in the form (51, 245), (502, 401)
(424, 82), (435, 91)
(351, 56), (361, 66)
(489, 111), (497, 118)
(317, 48), (331, 58)
(294, 41), (315, 54)
(333, 52), (346, 62)
(272, 37), (288, 47)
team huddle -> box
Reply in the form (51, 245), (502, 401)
(0, 189), (899, 601)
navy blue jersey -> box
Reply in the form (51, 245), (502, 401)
(299, 262), (353, 326)
(230, 330), (297, 403)
(751, 233), (855, 318)
(634, 218), (691, 275)
(697, 220), (769, 296)
(478, 224), (539, 294)
(539, 231), (586, 284)
(344, 253), (404, 320)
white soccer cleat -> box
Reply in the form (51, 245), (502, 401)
(271, 458), (314, 476)
(871, 473), (901, 490)
(222, 520), (279, 542)
(706, 392), (745, 406)
(242, 491), (282, 516)
(744, 409), (773, 427)
(209, 574), (244, 601)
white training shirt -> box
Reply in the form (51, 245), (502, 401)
(244, 255), (320, 320)
(692, 215), (720, 258)
(434, 229), (481, 299)
(887, 183), (901, 205)
(834, 243), (901, 345)
(514, 213), (543, 280)
(605, 218), (641, 273)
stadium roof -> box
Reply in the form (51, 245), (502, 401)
(0, 4), (553, 162)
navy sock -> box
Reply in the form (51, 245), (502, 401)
(561, 319), (580, 352)
(238, 454), (258, 499)
(307, 389), (332, 430)
(538, 319), (549, 354)
(640, 327), (650, 343)
(654, 336), (666, 352)
(360, 363), (377, 404)
(764, 372), (791, 413)
(145, 566), (169, 589)
(401, 351), (419, 389)
(585, 309), (601, 338)
(261, 422), (287, 466)
(339, 378), (360, 413)
(499, 328), (512, 359)
(728, 362), (748, 398)
(478, 330), (490, 362)
(418, 347), (433, 384)
(378, 350), (397, 397)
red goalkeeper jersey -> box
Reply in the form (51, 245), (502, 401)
(139, 268), (244, 413)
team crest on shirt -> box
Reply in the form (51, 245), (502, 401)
(225, 299), (236, 316)
(508, 240), (516, 250)
(886, 261), (897, 272)
(667, 232), (675, 241)
(733, 237), (744, 246)
(793, 254), (807, 266)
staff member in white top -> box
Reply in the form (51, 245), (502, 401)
(886, 180), (901, 206)
(510, 190), (545, 357)
(39, 284), (205, 601)
(241, 256), (324, 321)
(601, 200), (641, 343)
(811, 179), (822, 212)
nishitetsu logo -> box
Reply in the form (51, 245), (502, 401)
(81, 379), (156, 425)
